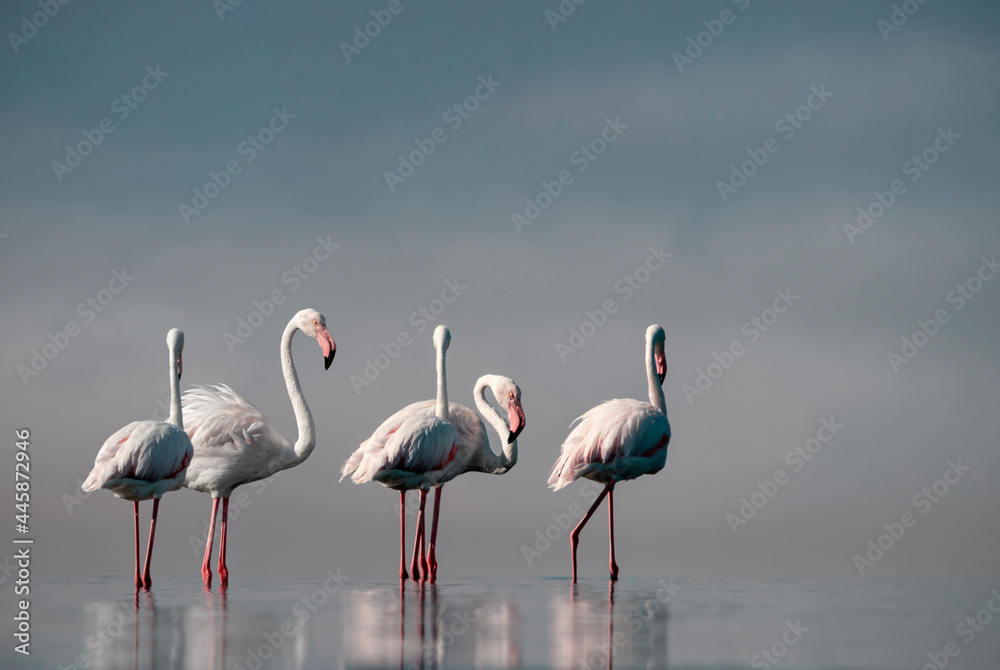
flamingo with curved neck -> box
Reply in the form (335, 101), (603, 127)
(182, 308), (335, 588)
(343, 326), (526, 581)
(423, 371), (525, 580)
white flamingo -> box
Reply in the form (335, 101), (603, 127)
(342, 325), (525, 581)
(548, 324), (670, 582)
(182, 308), (335, 588)
(341, 326), (459, 580)
(83, 328), (194, 589)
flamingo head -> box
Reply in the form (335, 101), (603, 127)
(296, 309), (336, 370)
(647, 324), (667, 385)
(490, 376), (525, 444)
(433, 324), (451, 352)
(167, 328), (184, 379)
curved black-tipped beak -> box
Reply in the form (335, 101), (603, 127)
(317, 324), (337, 370)
(507, 398), (525, 443)
(656, 352), (667, 385)
(177, 353), (183, 380)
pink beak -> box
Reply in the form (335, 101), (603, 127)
(507, 398), (525, 444)
(316, 324), (336, 370)
(177, 352), (183, 380)
(656, 353), (666, 385)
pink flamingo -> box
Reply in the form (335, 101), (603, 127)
(341, 326), (461, 581)
(421, 371), (524, 581)
(82, 328), (194, 589)
(182, 309), (335, 588)
(344, 362), (525, 580)
(344, 326), (524, 580)
(548, 324), (670, 582)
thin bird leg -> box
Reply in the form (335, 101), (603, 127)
(608, 485), (619, 580)
(202, 498), (220, 588)
(399, 491), (409, 581)
(134, 501), (141, 590)
(218, 497), (230, 588)
(410, 489), (428, 580)
(141, 498), (160, 589)
(418, 490), (430, 580)
(428, 486), (443, 582)
(569, 483), (613, 583)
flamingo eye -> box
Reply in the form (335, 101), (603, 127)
(312, 319), (318, 325)
(508, 391), (515, 399)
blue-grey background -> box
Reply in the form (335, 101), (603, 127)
(1, 0), (998, 585)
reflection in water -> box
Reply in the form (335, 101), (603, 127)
(551, 582), (669, 670)
(36, 578), (1000, 669)
(342, 583), (520, 669)
(71, 580), (665, 669)
(80, 586), (310, 670)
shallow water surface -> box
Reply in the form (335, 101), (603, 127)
(6, 578), (1000, 669)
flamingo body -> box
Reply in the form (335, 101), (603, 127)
(548, 398), (669, 490)
(182, 384), (297, 497)
(83, 420), (192, 500)
(342, 400), (483, 486)
(344, 374), (524, 485)
(351, 414), (462, 490)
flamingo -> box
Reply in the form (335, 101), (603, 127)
(548, 324), (670, 582)
(342, 325), (526, 581)
(421, 371), (524, 581)
(340, 326), (451, 580)
(82, 328), (194, 589)
(181, 308), (335, 588)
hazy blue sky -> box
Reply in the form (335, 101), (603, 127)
(2, 0), (998, 583)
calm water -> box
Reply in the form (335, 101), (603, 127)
(4, 577), (1000, 669)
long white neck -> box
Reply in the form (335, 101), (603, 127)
(647, 340), (667, 416)
(167, 342), (183, 430)
(471, 377), (517, 474)
(435, 341), (449, 421)
(281, 319), (316, 466)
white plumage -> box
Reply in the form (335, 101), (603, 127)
(83, 421), (192, 500)
(181, 308), (335, 588)
(350, 414), (461, 490)
(182, 384), (295, 497)
(82, 327), (193, 589)
(547, 324), (671, 582)
(342, 372), (524, 486)
(547, 398), (669, 491)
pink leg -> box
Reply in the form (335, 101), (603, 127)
(428, 486), (443, 582)
(218, 497), (230, 588)
(569, 483), (613, 583)
(202, 498), (220, 588)
(141, 498), (160, 589)
(410, 490), (428, 580)
(608, 486), (619, 580)
(133, 501), (142, 589)
(419, 491), (430, 579)
(399, 492), (409, 581)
